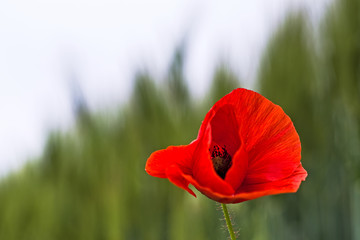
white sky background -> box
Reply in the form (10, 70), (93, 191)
(0, 0), (330, 177)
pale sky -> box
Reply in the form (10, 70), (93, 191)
(0, 0), (330, 176)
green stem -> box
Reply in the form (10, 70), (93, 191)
(221, 203), (237, 240)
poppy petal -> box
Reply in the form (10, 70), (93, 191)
(191, 124), (235, 195)
(208, 104), (241, 156)
(231, 163), (308, 203)
(185, 163), (307, 204)
(166, 165), (196, 197)
(182, 174), (229, 202)
(145, 141), (197, 178)
(224, 143), (248, 191)
(214, 89), (301, 183)
(244, 118), (301, 184)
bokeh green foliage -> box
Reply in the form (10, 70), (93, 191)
(1, 0), (360, 239)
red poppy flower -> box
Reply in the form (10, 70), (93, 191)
(145, 88), (307, 203)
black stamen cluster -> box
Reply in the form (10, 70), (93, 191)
(210, 145), (232, 179)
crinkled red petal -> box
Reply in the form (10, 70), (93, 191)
(224, 143), (248, 191)
(207, 104), (241, 156)
(229, 89), (301, 184)
(145, 141), (197, 178)
(184, 163), (307, 203)
(166, 165), (196, 197)
(230, 163), (308, 203)
(191, 124), (235, 196)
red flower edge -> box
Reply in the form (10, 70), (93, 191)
(145, 88), (307, 203)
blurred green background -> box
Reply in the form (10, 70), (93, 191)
(1, 0), (360, 239)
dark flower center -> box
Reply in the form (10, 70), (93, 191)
(210, 145), (232, 179)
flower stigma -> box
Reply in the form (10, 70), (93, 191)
(210, 145), (232, 179)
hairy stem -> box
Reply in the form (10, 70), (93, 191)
(221, 203), (236, 240)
